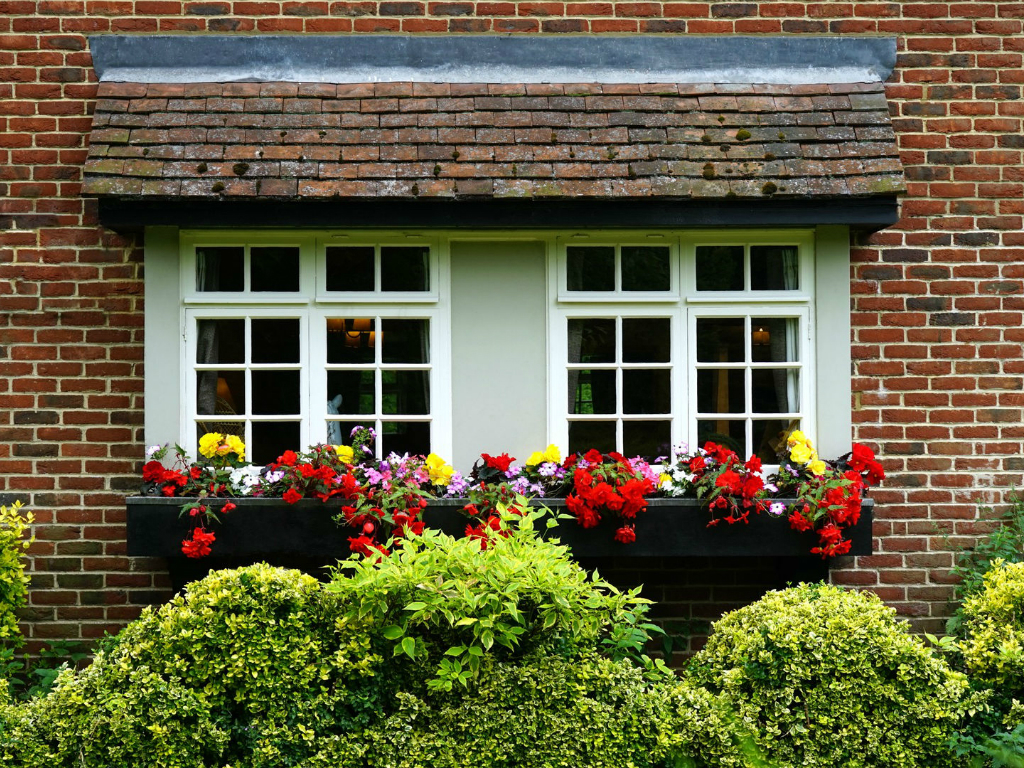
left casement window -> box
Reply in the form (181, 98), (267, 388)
(178, 233), (449, 465)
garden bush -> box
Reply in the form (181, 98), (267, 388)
(961, 559), (1024, 694)
(0, 510), (752, 767)
(0, 501), (32, 647)
(688, 582), (971, 768)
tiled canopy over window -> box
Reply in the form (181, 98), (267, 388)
(82, 35), (905, 223)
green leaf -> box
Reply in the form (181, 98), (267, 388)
(382, 625), (405, 640)
(401, 637), (416, 659)
(404, 602), (427, 612)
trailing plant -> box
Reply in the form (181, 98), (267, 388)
(688, 582), (972, 768)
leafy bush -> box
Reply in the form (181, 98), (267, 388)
(948, 496), (1024, 637)
(0, 514), (752, 767)
(0, 501), (32, 647)
(688, 582), (971, 768)
(961, 559), (1024, 693)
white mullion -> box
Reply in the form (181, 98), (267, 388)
(374, 245), (382, 292)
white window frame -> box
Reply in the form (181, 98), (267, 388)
(145, 226), (849, 467)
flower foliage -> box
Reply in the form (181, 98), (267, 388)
(564, 450), (658, 545)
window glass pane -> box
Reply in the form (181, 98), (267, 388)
(568, 319), (615, 364)
(751, 245), (799, 291)
(697, 419), (745, 456)
(381, 246), (430, 292)
(382, 421), (430, 457)
(326, 420), (367, 450)
(382, 319), (429, 364)
(621, 246), (670, 291)
(751, 317), (799, 363)
(382, 370), (430, 415)
(695, 245), (743, 291)
(251, 247), (299, 292)
(325, 246), (375, 292)
(196, 370), (244, 416)
(569, 369), (616, 415)
(251, 318), (300, 364)
(697, 369), (745, 414)
(326, 318), (376, 365)
(252, 370), (300, 415)
(566, 246), (614, 291)
(568, 421), (616, 454)
(252, 421), (300, 465)
(752, 419), (796, 463)
(623, 421), (671, 460)
(622, 370), (670, 414)
(196, 246), (244, 292)
(752, 369), (799, 414)
(196, 319), (244, 364)
(327, 370), (375, 415)
(696, 318), (745, 363)
(622, 318), (670, 363)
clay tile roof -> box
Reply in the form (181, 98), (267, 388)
(83, 81), (905, 201)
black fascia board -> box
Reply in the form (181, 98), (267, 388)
(98, 196), (899, 233)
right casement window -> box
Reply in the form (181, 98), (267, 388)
(550, 231), (816, 463)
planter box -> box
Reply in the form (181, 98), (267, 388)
(126, 495), (873, 560)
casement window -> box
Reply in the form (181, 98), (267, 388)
(148, 228), (847, 468)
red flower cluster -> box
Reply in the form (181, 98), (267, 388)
(181, 527), (215, 558)
(565, 450), (654, 542)
(691, 443), (767, 526)
(786, 443), (884, 558)
(481, 453), (515, 473)
(465, 514), (508, 550)
(143, 460), (188, 497)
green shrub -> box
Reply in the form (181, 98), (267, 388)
(0, 517), (753, 767)
(688, 582), (971, 768)
(0, 501), (33, 647)
(961, 559), (1024, 693)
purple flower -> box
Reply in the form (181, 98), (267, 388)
(538, 462), (558, 477)
(264, 470), (285, 484)
(769, 502), (787, 517)
(511, 476), (531, 494)
(765, 482), (778, 493)
(446, 472), (468, 496)
(530, 483), (545, 496)
(504, 465), (522, 479)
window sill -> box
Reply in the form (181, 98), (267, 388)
(125, 496), (873, 560)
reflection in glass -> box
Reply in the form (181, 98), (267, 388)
(382, 421), (431, 457)
(196, 370), (244, 416)
(695, 245), (743, 291)
(252, 318), (300, 364)
(697, 369), (745, 414)
(196, 246), (244, 292)
(697, 419), (745, 456)
(252, 421), (300, 465)
(569, 369), (616, 414)
(196, 319), (244, 364)
(623, 421), (671, 460)
(326, 246), (374, 292)
(568, 319), (615, 364)
(326, 318), (376, 365)
(696, 317), (744, 362)
(251, 247), (300, 292)
(251, 370), (300, 415)
(566, 246), (615, 291)
(752, 369), (799, 414)
(751, 317), (798, 363)
(381, 319), (429, 364)
(381, 247), (430, 292)
(382, 370), (430, 415)
(621, 246), (670, 291)
(569, 421), (616, 455)
(751, 245), (799, 291)
(752, 419), (796, 463)
(622, 370), (670, 414)
(327, 370), (375, 415)
(622, 318), (670, 363)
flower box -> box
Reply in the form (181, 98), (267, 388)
(126, 495), (874, 560)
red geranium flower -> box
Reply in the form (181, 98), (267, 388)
(181, 528), (215, 559)
(278, 450), (298, 467)
(583, 449), (604, 465)
(613, 525), (636, 544)
(482, 453), (515, 472)
(282, 488), (302, 505)
(788, 510), (814, 532)
(142, 460), (165, 483)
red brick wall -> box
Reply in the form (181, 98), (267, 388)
(2, 5), (1023, 648)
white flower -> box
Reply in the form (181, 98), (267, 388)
(145, 444), (161, 458)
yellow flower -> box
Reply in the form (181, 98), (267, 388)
(659, 473), (672, 486)
(334, 445), (354, 464)
(425, 453), (454, 486)
(808, 459), (827, 476)
(198, 432), (224, 459)
(786, 430), (808, 448)
(527, 444), (562, 466)
(225, 435), (246, 460)
(790, 443), (812, 465)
